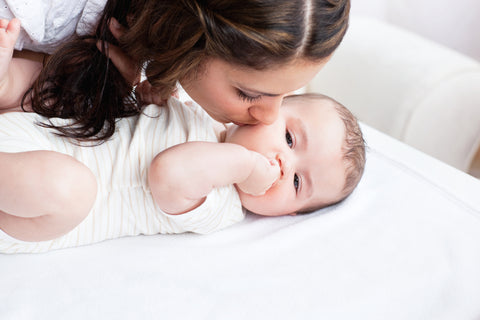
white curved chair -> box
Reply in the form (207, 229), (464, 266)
(306, 16), (480, 175)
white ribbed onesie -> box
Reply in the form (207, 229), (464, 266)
(0, 99), (245, 253)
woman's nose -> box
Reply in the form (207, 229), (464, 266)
(248, 97), (283, 125)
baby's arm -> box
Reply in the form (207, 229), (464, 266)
(0, 18), (42, 111)
(148, 142), (280, 214)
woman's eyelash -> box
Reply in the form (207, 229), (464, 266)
(237, 90), (261, 103)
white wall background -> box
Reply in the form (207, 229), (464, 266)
(350, 0), (480, 62)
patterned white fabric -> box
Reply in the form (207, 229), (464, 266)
(0, 99), (245, 253)
(0, 0), (107, 53)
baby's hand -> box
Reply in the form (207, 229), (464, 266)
(135, 80), (178, 106)
(0, 18), (20, 87)
(236, 152), (280, 196)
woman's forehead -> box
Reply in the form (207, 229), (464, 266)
(211, 58), (328, 94)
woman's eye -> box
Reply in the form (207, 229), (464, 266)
(286, 131), (293, 148)
(237, 90), (261, 103)
(294, 174), (300, 192)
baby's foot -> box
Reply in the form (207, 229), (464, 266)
(0, 18), (20, 87)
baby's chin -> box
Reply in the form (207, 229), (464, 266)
(235, 188), (293, 217)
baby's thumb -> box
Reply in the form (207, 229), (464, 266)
(267, 159), (281, 182)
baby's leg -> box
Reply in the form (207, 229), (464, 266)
(0, 151), (97, 241)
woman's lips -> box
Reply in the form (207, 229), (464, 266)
(232, 120), (259, 126)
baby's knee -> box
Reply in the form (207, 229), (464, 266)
(0, 152), (97, 241)
(49, 154), (97, 219)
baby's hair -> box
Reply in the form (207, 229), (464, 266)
(25, 0), (350, 142)
(333, 98), (365, 199)
(283, 93), (365, 214)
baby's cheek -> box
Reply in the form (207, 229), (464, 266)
(264, 180), (287, 197)
(237, 181), (291, 214)
(236, 190), (265, 212)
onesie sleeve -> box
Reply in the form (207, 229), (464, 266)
(160, 185), (246, 234)
(0, 112), (53, 152)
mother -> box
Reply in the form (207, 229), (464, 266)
(3, 0), (350, 141)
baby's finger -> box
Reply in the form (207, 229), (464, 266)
(108, 18), (126, 41)
(253, 158), (280, 195)
(136, 80), (169, 106)
(269, 159), (281, 178)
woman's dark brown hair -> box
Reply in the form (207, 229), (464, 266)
(26, 0), (350, 142)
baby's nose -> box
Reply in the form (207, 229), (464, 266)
(276, 154), (292, 178)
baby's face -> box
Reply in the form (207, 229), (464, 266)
(224, 97), (347, 216)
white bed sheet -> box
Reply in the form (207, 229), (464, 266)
(1, 124), (480, 320)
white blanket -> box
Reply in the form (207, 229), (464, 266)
(1, 124), (479, 319)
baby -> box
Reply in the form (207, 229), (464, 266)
(0, 19), (365, 253)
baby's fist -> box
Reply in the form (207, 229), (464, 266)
(236, 152), (280, 196)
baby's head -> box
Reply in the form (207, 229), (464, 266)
(225, 93), (365, 216)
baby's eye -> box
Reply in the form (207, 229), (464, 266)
(294, 174), (300, 192)
(286, 131), (293, 148)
